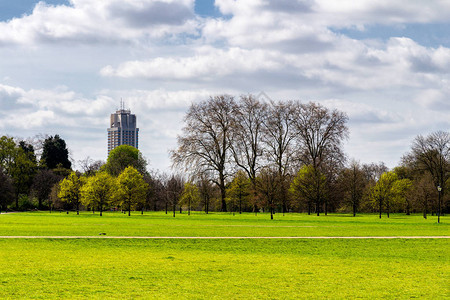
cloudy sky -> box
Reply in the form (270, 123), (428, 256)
(0, 0), (449, 172)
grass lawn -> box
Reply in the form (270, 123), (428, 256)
(0, 212), (448, 299)
(0, 238), (448, 299)
(0, 211), (448, 237)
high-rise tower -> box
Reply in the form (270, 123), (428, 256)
(107, 101), (139, 154)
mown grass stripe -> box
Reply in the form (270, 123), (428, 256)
(0, 236), (448, 239)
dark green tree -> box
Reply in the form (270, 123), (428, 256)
(0, 166), (14, 213)
(40, 135), (71, 169)
(32, 169), (62, 209)
(11, 143), (37, 209)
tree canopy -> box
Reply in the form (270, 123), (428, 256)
(105, 145), (147, 176)
(81, 172), (115, 216)
(41, 135), (71, 169)
(115, 166), (149, 216)
(58, 171), (84, 214)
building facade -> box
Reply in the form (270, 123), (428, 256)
(107, 106), (139, 154)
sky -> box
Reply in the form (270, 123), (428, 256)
(0, 0), (449, 172)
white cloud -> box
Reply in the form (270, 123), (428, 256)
(101, 47), (283, 80)
(0, 0), (197, 46)
(0, 0), (449, 172)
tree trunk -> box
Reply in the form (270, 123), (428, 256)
(77, 202), (79, 215)
(423, 200), (427, 219)
(316, 201), (320, 216)
(173, 203), (176, 218)
(188, 198), (191, 216)
(219, 173), (227, 212)
(379, 199), (382, 219)
(100, 206), (103, 217)
(221, 192), (227, 212)
(15, 192), (19, 210)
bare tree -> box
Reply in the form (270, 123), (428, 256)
(171, 95), (236, 212)
(197, 172), (215, 214)
(408, 131), (449, 222)
(167, 174), (184, 217)
(293, 102), (349, 169)
(78, 156), (104, 176)
(256, 167), (280, 220)
(231, 95), (267, 209)
(292, 102), (348, 215)
(338, 160), (366, 216)
(261, 100), (297, 214)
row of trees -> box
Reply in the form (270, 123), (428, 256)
(0, 95), (448, 219)
(58, 166), (148, 216)
(0, 135), (72, 211)
(170, 95), (449, 219)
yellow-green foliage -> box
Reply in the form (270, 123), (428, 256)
(115, 166), (149, 214)
(179, 182), (200, 213)
(290, 165), (327, 210)
(58, 171), (84, 212)
(80, 172), (115, 215)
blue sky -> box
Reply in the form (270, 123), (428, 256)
(0, 0), (449, 172)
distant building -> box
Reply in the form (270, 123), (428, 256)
(107, 102), (139, 154)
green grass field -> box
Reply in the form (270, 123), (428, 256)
(0, 212), (449, 299)
(0, 211), (448, 237)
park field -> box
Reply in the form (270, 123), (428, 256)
(0, 212), (449, 299)
(0, 211), (449, 237)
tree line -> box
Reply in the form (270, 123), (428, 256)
(170, 95), (449, 219)
(0, 95), (448, 219)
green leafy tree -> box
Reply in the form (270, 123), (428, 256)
(11, 144), (37, 209)
(370, 172), (398, 218)
(180, 182), (200, 215)
(81, 172), (115, 216)
(58, 171), (84, 214)
(392, 178), (413, 213)
(40, 135), (71, 169)
(0, 167), (14, 213)
(105, 145), (147, 176)
(393, 166), (414, 214)
(115, 166), (149, 216)
(0, 136), (16, 175)
(227, 170), (250, 214)
(290, 165), (327, 215)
